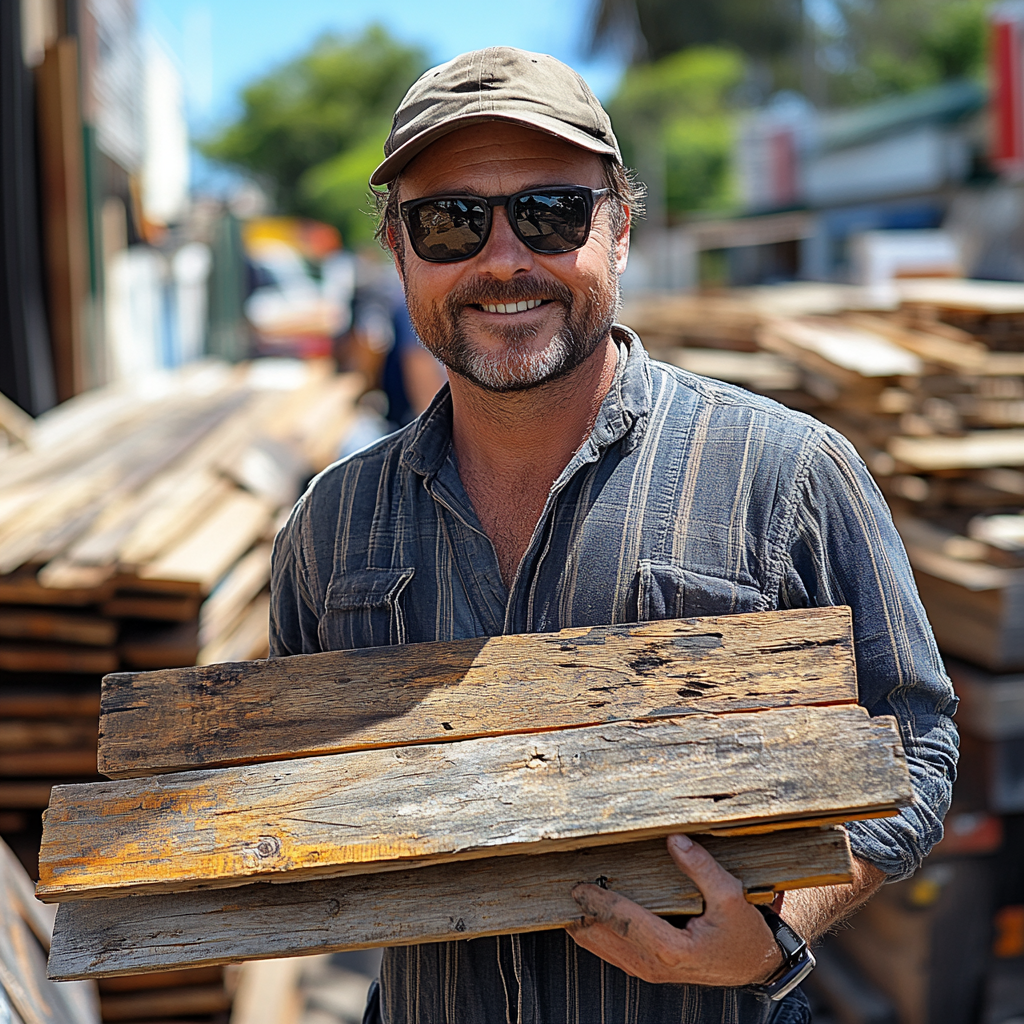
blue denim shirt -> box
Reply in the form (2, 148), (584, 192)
(271, 328), (958, 1024)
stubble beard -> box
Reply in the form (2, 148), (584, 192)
(405, 263), (621, 394)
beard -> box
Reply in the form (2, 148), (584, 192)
(405, 265), (621, 394)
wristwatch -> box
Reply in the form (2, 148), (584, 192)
(746, 904), (816, 1001)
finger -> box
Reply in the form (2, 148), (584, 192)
(666, 834), (746, 911)
(572, 884), (694, 955)
(566, 919), (642, 977)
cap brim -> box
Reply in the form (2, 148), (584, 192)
(369, 111), (619, 187)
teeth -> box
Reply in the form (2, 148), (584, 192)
(482, 299), (543, 314)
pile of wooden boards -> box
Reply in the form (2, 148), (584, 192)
(0, 360), (360, 835)
(0, 836), (97, 1024)
(622, 279), (1024, 672)
(35, 607), (913, 980)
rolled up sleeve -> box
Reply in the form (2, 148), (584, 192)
(780, 429), (958, 880)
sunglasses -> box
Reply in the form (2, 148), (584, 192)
(399, 186), (612, 264)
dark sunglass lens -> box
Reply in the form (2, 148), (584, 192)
(408, 199), (488, 261)
(513, 191), (589, 252)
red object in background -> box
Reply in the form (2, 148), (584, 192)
(992, 4), (1024, 174)
(768, 128), (798, 208)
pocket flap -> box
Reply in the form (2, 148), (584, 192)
(325, 567), (416, 611)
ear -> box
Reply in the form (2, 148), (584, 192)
(387, 223), (405, 284)
(613, 206), (630, 277)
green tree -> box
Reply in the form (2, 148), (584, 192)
(592, 0), (988, 106)
(608, 47), (745, 219)
(834, 0), (988, 103)
(201, 25), (425, 247)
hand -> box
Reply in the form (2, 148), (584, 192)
(567, 833), (784, 987)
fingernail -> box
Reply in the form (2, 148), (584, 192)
(670, 834), (693, 851)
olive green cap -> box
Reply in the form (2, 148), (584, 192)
(370, 47), (621, 187)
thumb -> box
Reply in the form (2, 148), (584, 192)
(666, 834), (745, 911)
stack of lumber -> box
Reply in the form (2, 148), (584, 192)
(0, 836), (98, 1024)
(0, 360), (360, 836)
(622, 280), (1024, 669)
(35, 607), (913, 980)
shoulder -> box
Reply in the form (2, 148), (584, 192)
(643, 353), (839, 455)
(279, 425), (415, 548)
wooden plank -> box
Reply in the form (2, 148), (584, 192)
(118, 621), (198, 671)
(198, 544), (271, 647)
(0, 573), (111, 608)
(98, 983), (232, 1021)
(890, 429), (1024, 471)
(100, 593), (200, 622)
(229, 959), (303, 1024)
(196, 594), (269, 666)
(97, 966), (224, 993)
(0, 645), (116, 675)
(0, 610), (116, 647)
(0, 843), (78, 1024)
(35, 38), (89, 404)
(47, 827), (853, 980)
(0, 694), (99, 720)
(0, 784), (62, 810)
(98, 607), (857, 778)
(0, 721), (99, 754)
(37, 705), (910, 902)
(137, 491), (271, 594)
(0, 751), (96, 779)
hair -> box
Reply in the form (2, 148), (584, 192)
(373, 154), (646, 262)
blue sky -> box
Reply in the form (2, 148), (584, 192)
(140, 0), (627, 133)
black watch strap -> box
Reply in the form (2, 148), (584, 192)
(746, 904), (816, 1001)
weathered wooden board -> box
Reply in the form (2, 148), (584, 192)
(47, 827), (853, 980)
(37, 705), (909, 902)
(97, 607), (857, 778)
(0, 840), (97, 1024)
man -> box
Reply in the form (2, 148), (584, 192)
(271, 47), (957, 1024)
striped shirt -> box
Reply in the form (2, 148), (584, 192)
(270, 327), (958, 1024)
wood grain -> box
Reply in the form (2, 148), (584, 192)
(46, 827), (853, 980)
(98, 606), (856, 778)
(37, 705), (909, 902)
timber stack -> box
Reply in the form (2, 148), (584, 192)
(623, 278), (1024, 1023)
(35, 607), (913, 980)
(0, 359), (360, 1024)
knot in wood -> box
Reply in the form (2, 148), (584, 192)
(242, 835), (282, 867)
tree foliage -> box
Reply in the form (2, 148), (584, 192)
(201, 25), (425, 247)
(832, 0), (988, 103)
(607, 47), (745, 218)
(592, 0), (988, 104)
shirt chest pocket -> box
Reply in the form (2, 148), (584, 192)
(319, 567), (416, 651)
(638, 560), (764, 620)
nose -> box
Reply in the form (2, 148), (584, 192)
(473, 205), (535, 279)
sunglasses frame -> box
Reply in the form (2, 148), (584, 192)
(399, 186), (613, 264)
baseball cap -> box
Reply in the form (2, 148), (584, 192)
(370, 47), (622, 187)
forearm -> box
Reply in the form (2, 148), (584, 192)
(780, 854), (885, 943)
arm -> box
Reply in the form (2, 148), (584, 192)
(568, 426), (957, 983)
(269, 498), (323, 658)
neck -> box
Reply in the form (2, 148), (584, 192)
(449, 336), (619, 486)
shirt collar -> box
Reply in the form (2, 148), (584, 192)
(401, 324), (653, 480)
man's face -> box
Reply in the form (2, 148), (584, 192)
(393, 122), (629, 393)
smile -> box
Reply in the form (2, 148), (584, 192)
(478, 299), (547, 315)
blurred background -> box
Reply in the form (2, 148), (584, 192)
(2, 2), (1024, 1023)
